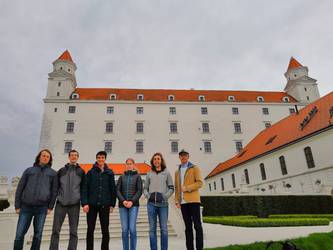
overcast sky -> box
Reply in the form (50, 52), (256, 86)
(1, 0), (332, 177)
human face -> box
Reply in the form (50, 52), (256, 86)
(39, 151), (51, 165)
(96, 154), (106, 166)
(153, 155), (162, 169)
(179, 153), (189, 165)
(68, 152), (79, 164)
(125, 160), (135, 170)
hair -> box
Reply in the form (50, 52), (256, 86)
(34, 149), (53, 167)
(68, 149), (79, 157)
(125, 158), (135, 164)
(96, 151), (107, 158)
(150, 152), (166, 172)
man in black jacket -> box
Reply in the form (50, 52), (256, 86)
(14, 149), (58, 250)
(81, 151), (117, 250)
(49, 149), (84, 250)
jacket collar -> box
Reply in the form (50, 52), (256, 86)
(124, 169), (138, 175)
(93, 162), (112, 173)
(178, 161), (194, 169)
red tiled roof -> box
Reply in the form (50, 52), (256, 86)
(287, 57), (303, 71)
(73, 88), (297, 103)
(80, 163), (151, 175)
(206, 92), (333, 179)
(57, 50), (74, 62)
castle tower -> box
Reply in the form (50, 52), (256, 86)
(284, 57), (320, 103)
(46, 50), (77, 99)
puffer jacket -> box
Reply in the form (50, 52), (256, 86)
(15, 164), (58, 209)
(116, 169), (143, 208)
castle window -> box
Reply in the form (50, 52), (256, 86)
(235, 141), (243, 152)
(107, 106), (114, 114)
(171, 141), (179, 153)
(231, 173), (236, 188)
(282, 96), (290, 103)
(203, 141), (212, 153)
(169, 107), (176, 115)
(244, 169), (250, 184)
(66, 122), (75, 133)
(262, 107), (269, 115)
(58, 82), (61, 87)
(260, 163), (266, 180)
(202, 122), (210, 133)
(137, 94), (144, 101)
(71, 93), (79, 99)
(136, 122), (144, 133)
(257, 96), (264, 102)
(228, 96), (235, 102)
(304, 146), (315, 169)
(289, 108), (295, 114)
(279, 156), (288, 175)
(57, 92), (60, 97)
(64, 141), (72, 153)
(168, 95), (175, 101)
(104, 141), (112, 153)
(201, 107), (208, 115)
(110, 94), (117, 100)
(136, 107), (144, 114)
(232, 107), (239, 115)
(105, 122), (114, 133)
(198, 95), (205, 102)
(136, 141), (144, 153)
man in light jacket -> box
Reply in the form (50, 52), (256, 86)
(175, 149), (204, 250)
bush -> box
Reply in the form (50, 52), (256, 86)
(201, 195), (333, 217)
(268, 214), (333, 220)
(203, 216), (330, 227)
(0, 200), (9, 211)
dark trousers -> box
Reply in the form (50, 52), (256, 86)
(14, 205), (48, 250)
(86, 205), (110, 250)
(181, 203), (203, 250)
(49, 202), (80, 250)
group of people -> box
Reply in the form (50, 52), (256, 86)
(13, 148), (204, 250)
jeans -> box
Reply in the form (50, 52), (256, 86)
(147, 202), (168, 250)
(180, 203), (203, 250)
(14, 205), (48, 250)
(49, 202), (80, 250)
(119, 206), (139, 250)
(86, 205), (110, 250)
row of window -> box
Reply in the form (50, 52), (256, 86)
(64, 140), (212, 154)
(208, 146), (316, 191)
(65, 121), (257, 135)
(71, 93), (291, 103)
(62, 106), (296, 116)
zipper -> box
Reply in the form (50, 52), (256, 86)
(126, 174), (131, 200)
(155, 192), (157, 203)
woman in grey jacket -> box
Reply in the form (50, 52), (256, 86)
(117, 158), (142, 250)
(144, 153), (174, 250)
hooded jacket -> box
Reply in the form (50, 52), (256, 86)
(57, 163), (85, 206)
(15, 164), (58, 209)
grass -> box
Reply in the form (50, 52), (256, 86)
(205, 231), (333, 250)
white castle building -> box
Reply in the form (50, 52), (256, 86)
(205, 91), (333, 195)
(39, 50), (320, 178)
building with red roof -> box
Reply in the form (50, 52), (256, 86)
(205, 91), (333, 195)
(40, 51), (321, 178)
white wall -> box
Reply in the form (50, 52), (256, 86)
(205, 128), (333, 195)
(40, 99), (305, 179)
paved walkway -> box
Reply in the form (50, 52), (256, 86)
(1, 222), (333, 249)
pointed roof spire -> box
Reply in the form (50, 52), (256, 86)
(287, 57), (303, 71)
(57, 50), (74, 62)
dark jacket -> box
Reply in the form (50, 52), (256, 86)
(81, 163), (117, 207)
(116, 169), (142, 208)
(15, 164), (58, 209)
(57, 163), (85, 206)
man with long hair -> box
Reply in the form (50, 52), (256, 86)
(49, 149), (84, 250)
(14, 149), (58, 250)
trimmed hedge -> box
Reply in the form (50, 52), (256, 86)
(269, 214), (333, 220)
(0, 200), (9, 211)
(203, 216), (330, 227)
(201, 195), (333, 217)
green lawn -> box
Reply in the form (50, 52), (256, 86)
(205, 231), (333, 250)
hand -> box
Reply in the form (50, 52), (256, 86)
(110, 207), (114, 213)
(176, 203), (181, 209)
(15, 209), (20, 214)
(83, 205), (89, 213)
(47, 209), (52, 215)
(123, 201), (128, 207)
(181, 186), (188, 192)
(127, 201), (133, 208)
